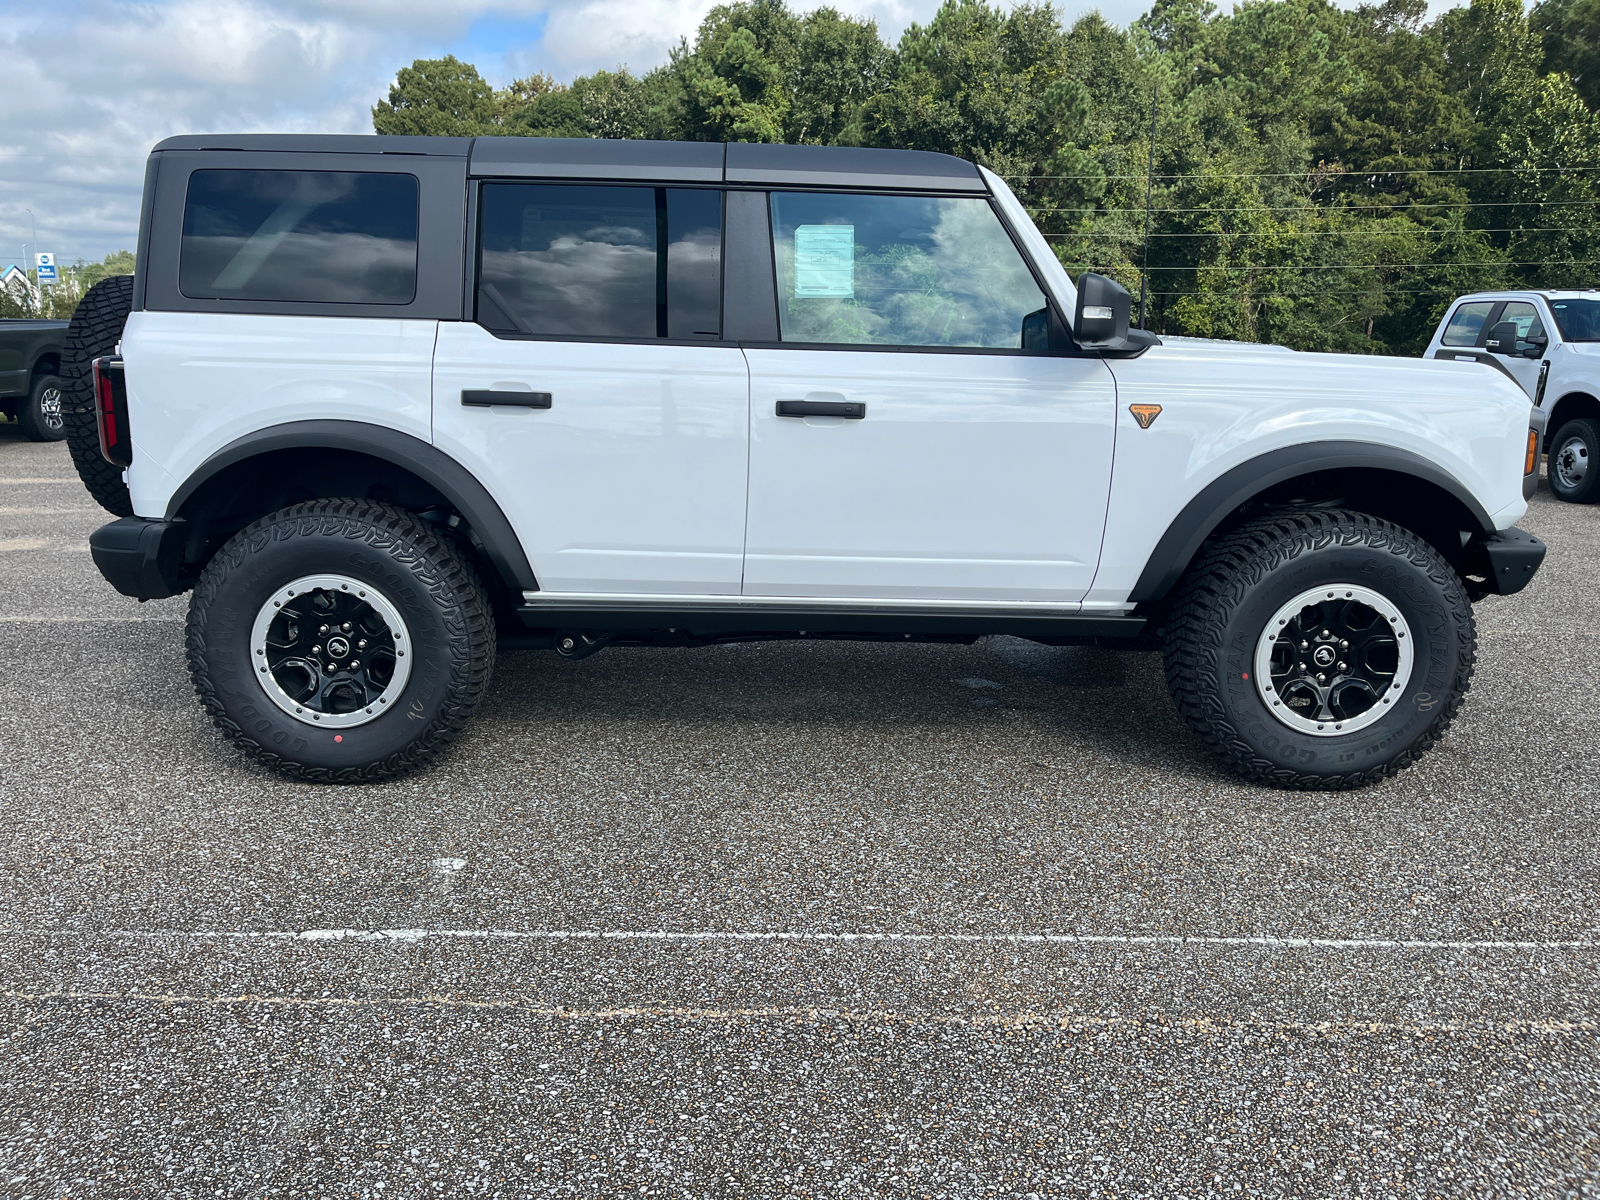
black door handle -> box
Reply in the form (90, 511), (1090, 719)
(462, 389), (552, 409)
(775, 400), (865, 419)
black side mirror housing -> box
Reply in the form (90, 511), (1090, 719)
(1485, 320), (1521, 356)
(1074, 273), (1160, 355)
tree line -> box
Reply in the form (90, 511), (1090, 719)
(374, 0), (1600, 354)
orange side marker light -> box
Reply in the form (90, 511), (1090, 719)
(1525, 429), (1539, 476)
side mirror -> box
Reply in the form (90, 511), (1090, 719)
(1074, 272), (1132, 349)
(1485, 320), (1521, 356)
(1072, 273), (1160, 354)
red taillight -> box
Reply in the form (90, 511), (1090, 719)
(93, 356), (130, 467)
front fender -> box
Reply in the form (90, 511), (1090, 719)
(1085, 341), (1533, 607)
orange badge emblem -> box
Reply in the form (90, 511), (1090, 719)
(1129, 403), (1162, 429)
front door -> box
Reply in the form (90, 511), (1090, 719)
(432, 182), (749, 596)
(1494, 300), (1551, 397)
(742, 190), (1117, 603)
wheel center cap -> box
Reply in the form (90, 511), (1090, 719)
(1312, 645), (1336, 668)
(326, 636), (351, 659)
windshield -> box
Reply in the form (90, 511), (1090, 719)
(1548, 298), (1600, 342)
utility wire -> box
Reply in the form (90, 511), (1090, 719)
(1009, 166), (1600, 180)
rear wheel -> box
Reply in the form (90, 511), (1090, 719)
(1547, 418), (1600, 503)
(186, 500), (496, 781)
(59, 275), (135, 516)
(1163, 509), (1475, 790)
(16, 373), (67, 442)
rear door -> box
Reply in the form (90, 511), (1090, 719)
(741, 189), (1116, 603)
(432, 183), (749, 596)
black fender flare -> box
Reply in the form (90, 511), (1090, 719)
(166, 419), (539, 594)
(1128, 440), (1495, 604)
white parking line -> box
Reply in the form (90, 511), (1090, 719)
(22, 928), (1599, 951)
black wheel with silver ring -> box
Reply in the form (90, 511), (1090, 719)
(250, 574), (413, 728)
(1163, 509), (1476, 789)
(187, 499), (496, 782)
(1254, 584), (1414, 736)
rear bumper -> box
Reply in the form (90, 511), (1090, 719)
(1463, 526), (1545, 597)
(89, 517), (189, 601)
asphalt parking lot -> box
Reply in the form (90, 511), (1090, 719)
(0, 423), (1595, 1198)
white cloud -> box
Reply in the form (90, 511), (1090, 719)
(0, 0), (1462, 267)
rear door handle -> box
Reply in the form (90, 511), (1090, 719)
(775, 400), (865, 419)
(462, 389), (552, 409)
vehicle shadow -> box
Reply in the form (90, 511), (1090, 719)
(476, 633), (1220, 785)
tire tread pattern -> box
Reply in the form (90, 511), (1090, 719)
(1162, 508), (1476, 790)
(186, 499), (496, 782)
(59, 275), (135, 516)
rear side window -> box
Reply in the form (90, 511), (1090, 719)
(1440, 301), (1496, 347)
(476, 184), (723, 340)
(769, 192), (1047, 348)
(180, 170), (419, 305)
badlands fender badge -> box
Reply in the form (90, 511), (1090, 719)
(1129, 403), (1162, 429)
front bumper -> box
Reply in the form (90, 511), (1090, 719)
(89, 517), (190, 601)
(1463, 526), (1545, 597)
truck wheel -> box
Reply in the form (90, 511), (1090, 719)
(59, 275), (135, 516)
(186, 500), (496, 782)
(1547, 418), (1600, 503)
(1163, 509), (1475, 790)
(16, 373), (68, 442)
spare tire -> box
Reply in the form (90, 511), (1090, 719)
(60, 275), (135, 517)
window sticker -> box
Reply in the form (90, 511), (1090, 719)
(793, 224), (855, 298)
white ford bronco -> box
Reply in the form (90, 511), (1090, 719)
(1424, 289), (1600, 503)
(64, 135), (1545, 788)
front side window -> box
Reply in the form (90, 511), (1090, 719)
(180, 170), (418, 304)
(769, 192), (1047, 348)
(1549, 298), (1600, 342)
(477, 184), (722, 340)
(1440, 301), (1496, 347)
(1498, 301), (1548, 353)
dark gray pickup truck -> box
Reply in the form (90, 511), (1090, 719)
(0, 319), (69, 441)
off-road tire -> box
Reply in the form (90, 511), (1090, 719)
(59, 275), (134, 516)
(186, 500), (496, 781)
(16, 373), (67, 442)
(1547, 418), (1600, 504)
(1163, 509), (1475, 790)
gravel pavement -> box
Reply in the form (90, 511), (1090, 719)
(0, 421), (1595, 1198)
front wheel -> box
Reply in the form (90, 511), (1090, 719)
(1163, 510), (1475, 790)
(17, 374), (68, 442)
(1547, 418), (1600, 503)
(186, 500), (496, 781)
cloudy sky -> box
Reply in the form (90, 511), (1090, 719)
(1, 0), (1459, 268)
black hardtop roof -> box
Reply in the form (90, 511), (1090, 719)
(150, 135), (986, 192)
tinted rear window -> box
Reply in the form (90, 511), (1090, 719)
(1440, 301), (1495, 347)
(180, 170), (419, 305)
(476, 183), (722, 340)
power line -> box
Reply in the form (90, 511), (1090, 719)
(1055, 227), (1598, 238)
(1034, 200), (1600, 214)
(1010, 166), (1600, 180)
(1133, 259), (1600, 270)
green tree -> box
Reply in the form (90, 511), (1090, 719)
(1532, 0), (1600, 110)
(373, 56), (501, 135)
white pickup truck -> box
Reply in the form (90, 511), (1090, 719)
(61, 135), (1544, 790)
(1424, 290), (1600, 502)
